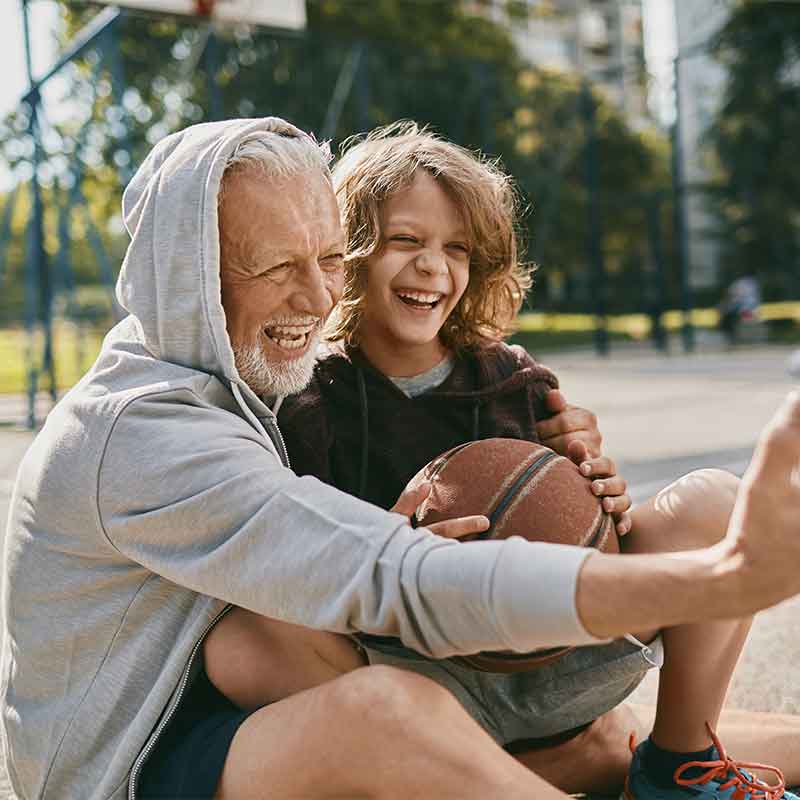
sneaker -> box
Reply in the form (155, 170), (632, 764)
(621, 725), (798, 800)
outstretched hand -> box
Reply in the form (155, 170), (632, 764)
(391, 481), (490, 540)
(566, 440), (632, 536)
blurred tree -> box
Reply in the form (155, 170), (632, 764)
(707, 0), (800, 300)
(0, 0), (670, 318)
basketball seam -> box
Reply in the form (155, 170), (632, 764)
(477, 451), (559, 540)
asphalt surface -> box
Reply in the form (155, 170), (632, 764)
(0, 342), (799, 797)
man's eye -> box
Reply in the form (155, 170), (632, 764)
(264, 263), (291, 278)
(321, 254), (344, 270)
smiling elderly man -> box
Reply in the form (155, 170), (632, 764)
(3, 117), (800, 800)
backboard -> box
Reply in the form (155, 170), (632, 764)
(89, 0), (306, 31)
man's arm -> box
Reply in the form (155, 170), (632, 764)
(576, 390), (800, 637)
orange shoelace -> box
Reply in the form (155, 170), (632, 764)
(673, 723), (786, 799)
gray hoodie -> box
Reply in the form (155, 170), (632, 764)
(0, 118), (599, 800)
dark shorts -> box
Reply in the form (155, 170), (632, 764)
(138, 666), (255, 799)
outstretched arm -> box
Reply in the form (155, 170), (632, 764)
(576, 391), (800, 637)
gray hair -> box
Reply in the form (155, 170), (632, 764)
(220, 131), (332, 202)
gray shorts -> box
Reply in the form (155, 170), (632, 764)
(362, 635), (663, 745)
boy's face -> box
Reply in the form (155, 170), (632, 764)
(359, 170), (471, 373)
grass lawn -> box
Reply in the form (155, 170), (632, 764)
(2, 302), (799, 395)
(0, 324), (106, 395)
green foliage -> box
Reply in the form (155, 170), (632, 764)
(0, 0), (670, 325)
(707, 0), (800, 299)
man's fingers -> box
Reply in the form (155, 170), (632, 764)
(536, 406), (599, 441)
(390, 482), (431, 519)
(541, 432), (602, 460)
(602, 493), (632, 516)
(590, 476), (628, 499)
(614, 511), (633, 537)
(567, 439), (589, 466)
(579, 456), (617, 479)
(427, 515), (490, 540)
(543, 389), (568, 414)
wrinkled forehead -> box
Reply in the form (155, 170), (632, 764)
(219, 168), (342, 265)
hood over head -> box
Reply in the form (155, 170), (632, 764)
(116, 117), (315, 401)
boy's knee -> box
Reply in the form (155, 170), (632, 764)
(658, 468), (739, 544)
(673, 468), (738, 513)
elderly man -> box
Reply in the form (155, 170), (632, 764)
(2, 117), (800, 800)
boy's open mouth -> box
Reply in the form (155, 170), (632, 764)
(395, 290), (444, 310)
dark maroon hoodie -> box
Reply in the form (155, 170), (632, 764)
(277, 341), (559, 510)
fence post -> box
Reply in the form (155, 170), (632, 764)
(671, 55), (695, 353)
(581, 80), (608, 356)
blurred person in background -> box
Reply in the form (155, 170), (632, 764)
(719, 273), (761, 345)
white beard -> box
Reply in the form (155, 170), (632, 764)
(232, 331), (320, 398)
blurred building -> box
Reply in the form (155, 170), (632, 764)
(673, 0), (733, 291)
(468, 0), (650, 128)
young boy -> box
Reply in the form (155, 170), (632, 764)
(203, 123), (799, 798)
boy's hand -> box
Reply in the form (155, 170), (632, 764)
(567, 440), (632, 536)
(536, 389), (603, 459)
(390, 482), (490, 540)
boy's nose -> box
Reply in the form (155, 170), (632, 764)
(415, 250), (448, 276)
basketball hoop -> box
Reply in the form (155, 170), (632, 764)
(193, 0), (217, 18)
(90, 0), (306, 31)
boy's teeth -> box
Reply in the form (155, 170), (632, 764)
(397, 291), (443, 303)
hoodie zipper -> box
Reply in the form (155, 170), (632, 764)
(265, 417), (291, 469)
(128, 398), (289, 798)
(127, 604), (233, 800)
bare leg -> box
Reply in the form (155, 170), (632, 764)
(629, 703), (800, 785)
(624, 468), (751, 752)
(216, 665), (570, 800)
(513, 703), (644, 795)
(204, 609), (365, 709)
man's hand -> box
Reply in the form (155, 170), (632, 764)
(536, 389), (603, 459)
(565, 439), (632, 536)
(391, 482), (490, 540)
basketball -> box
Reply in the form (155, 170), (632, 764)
(406, 438), (619, 673)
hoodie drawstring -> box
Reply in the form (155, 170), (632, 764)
(357, 367), (369, 499)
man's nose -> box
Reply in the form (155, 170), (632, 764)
(414, 249), (448, 276)
(292, 262), (337, 316)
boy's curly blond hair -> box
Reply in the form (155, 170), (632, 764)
(326, 121), (533, 350)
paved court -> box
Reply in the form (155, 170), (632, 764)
(0, 342), (798, 797)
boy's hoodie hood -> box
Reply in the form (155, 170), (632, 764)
(116, 116), (310, 414)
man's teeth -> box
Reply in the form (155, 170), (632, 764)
(264, 322), (317, 349)
(396, 291), (443, 305)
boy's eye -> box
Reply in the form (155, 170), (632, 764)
(448, 243), (471, 254)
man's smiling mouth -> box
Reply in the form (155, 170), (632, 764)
(263, 320), (318, 350)
(395, 290), (444, 310)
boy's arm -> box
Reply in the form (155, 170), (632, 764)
(508, 345), (603, 458)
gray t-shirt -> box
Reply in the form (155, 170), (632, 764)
(388, 357), (455, 398)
